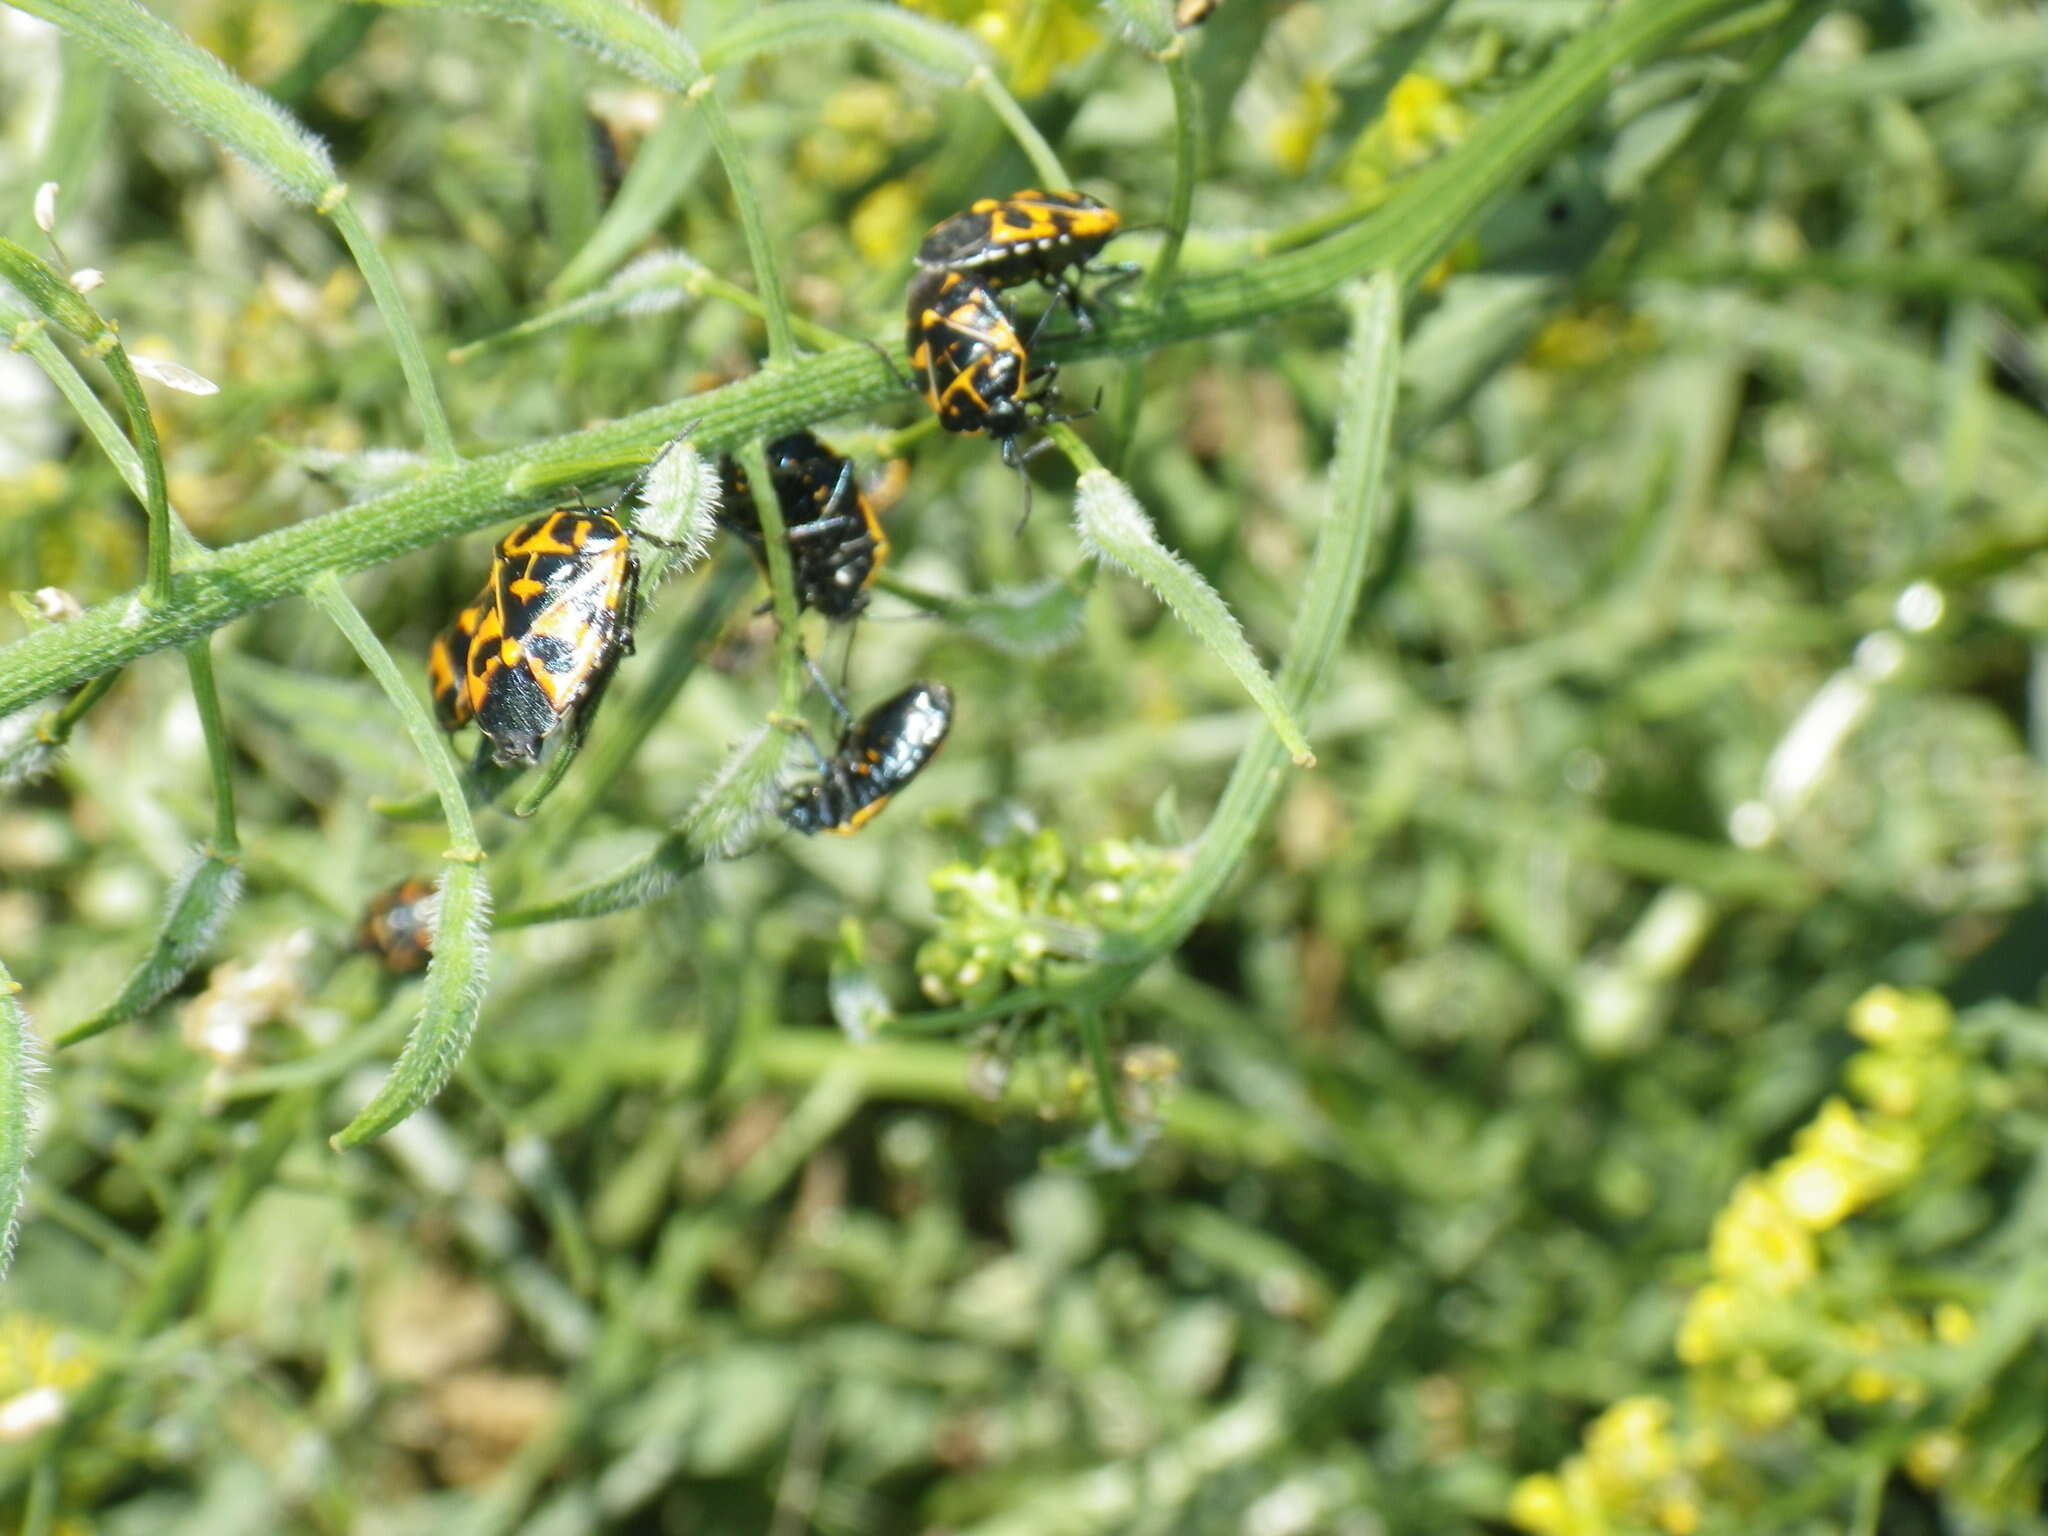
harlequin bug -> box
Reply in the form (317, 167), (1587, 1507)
(906, 269), (1070, 457)
(429, 509), (639, 765)
(916, 190), (1123, 328)
(428, 582), (493, 732)
(906, 269), (1092, 523)
(717, 431), (889, 621)
(358, 877), (436, 974)
(428, 435), (700, 767)
(781, 680), (954, 835)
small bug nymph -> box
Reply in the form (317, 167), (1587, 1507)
(780, 681), (955, 836)
(718, 431), (890, 621)
(359, 878), (437, 974)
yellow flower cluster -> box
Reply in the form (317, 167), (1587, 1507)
(1510, 987), (1989, 1535)
(1269, 73), (1473, 186)
(1508, 1397), (1707, 1536)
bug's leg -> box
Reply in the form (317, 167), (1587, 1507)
(803, 651), (854, 727)
(836, 617), (861, 697)
(1002, 433), (1036, 535)
(767, 708), (835, 774)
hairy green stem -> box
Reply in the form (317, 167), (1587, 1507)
(325, 196), (459, 463)
(0, 957), (35, 1282)
(739, 442), (807, 713)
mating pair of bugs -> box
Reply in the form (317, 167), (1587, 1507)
(906, 189), (1125, 481)
(426, 434), (942, 835)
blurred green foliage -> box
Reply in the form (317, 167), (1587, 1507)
(4, 0), (2048, 1532)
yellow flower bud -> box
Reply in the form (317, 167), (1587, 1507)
(1505, 1473), (1572, 1536)
(1708, 1176), (1817, 1289)
(1904, 1430), (1964, 1488)
(1676, 1281), (1747, 1365)
(1847, 986), (1951, 1052)
(1934, 1303), (1975, 1346)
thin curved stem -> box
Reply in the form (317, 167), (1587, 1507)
(693, 84), (799, 368)
(970, 68), (1070, 188)
(181, 639), (239, 853)
(326, 195), (460, 464)
(305, 573), (480, 856)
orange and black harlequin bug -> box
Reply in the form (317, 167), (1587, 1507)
(781, 681), (954, 836)
(916, 190), (1124, 330)
(717, 431), (890, 622)
(358, 877), (436, 974)
(906, 269), (1081, 460)
(428, 509), (639, 765)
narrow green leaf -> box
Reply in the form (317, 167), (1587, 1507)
(497, 829), (707, 928)
(458, 249), (849, 361)
(0, 958), (38, 1281)
(1127, 275), (1403, 957)
(333, 859), (492, 1148)
(701, 1), (986, 80)
(698, 1), (1070, 187)
(57, 849), (243, 1047)
(9, 0), (339, 205)
(1072, 467), (1312, 767)
(376, 0), (702, 91)
(500, 724), (790, 927)
(547, 105), (711, 299)
(883, 570), (1092, 657)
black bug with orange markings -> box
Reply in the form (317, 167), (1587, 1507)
(359, 878), (437, 974)
(717, 431), (889, 621)
(915, 189), (1123, 322)
(781, 680), (955, 836)
(905, 268), (1065, 468)
(428, 508), (640, 765)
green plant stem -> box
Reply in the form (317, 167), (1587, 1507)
(324, 195), (459, 464)
(0, 957), (34, 1282)
(94, 352), (170, 603)
(181, 639), (239, 853)
(1145, 44), (1199, 306)
(1074, 1004), (1125, 1138)
(0, 0), (1761, 717)
(1109, 39), (1197, 464)
(693, 86), (798, 368)
(970, 67), (1070, 188)
(740, 441), (806, 712)
(305, 573), (479, 856)
(36, 669), (120, 747)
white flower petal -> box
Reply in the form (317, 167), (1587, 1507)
(129, 354), (220, 396)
